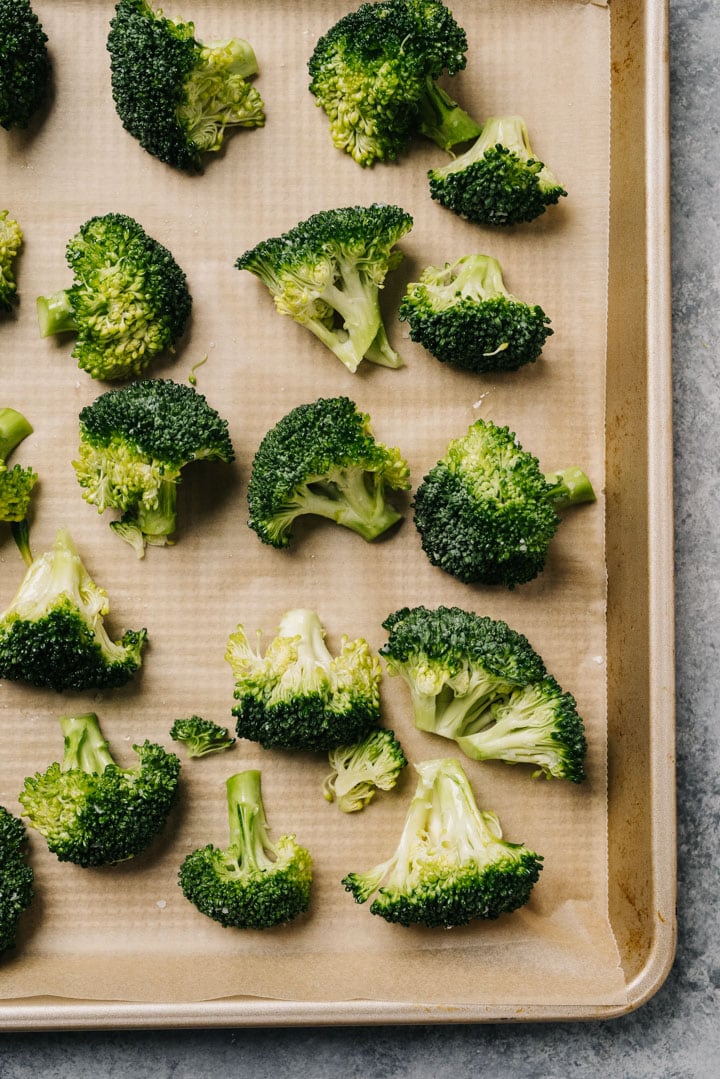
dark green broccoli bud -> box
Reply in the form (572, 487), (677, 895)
(398, 254), (552, 374)
(36, 213), (192, 381)
(308, 0), (480, 167)
(343, 757), (543, 927)
(381, 605), (546, 736)
(170, 716), (236, 758)
(19, 712), (180, 867)
(0, 408), (37, 526)
(0, 210), (22, 312)
(0, 804), (34, 955)
(413, 418), (595, 588)
(381, 607), (587, 781)
(178, 770), (312, 929)
(236, 204), (413, 372)
(0, 0), (51, 131)
(107, 0), (265, 173)
(73, 378), (234, 555)
(429, 115), (567, 227)
(226, 608), (382, 752)
(323, 728), (407, 813)
(0, 527), (147, 692)
(247, 396), (409, 549)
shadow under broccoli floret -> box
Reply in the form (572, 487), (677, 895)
(0, 804), (34, 956)
(0, 0), (51, 131)
(107, 0), (265, 173)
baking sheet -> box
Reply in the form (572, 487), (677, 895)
(0, 0), (674, 1026)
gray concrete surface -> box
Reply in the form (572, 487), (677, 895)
(1, 0), (717, 1074)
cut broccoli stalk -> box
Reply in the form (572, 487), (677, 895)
(417, 78), (481, 153)
(36, 289), (78, 337)
(544, 467), (596, 510)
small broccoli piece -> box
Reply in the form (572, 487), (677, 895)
(226, 608), (382, 752)
(428, 115), (567, 227)
(236, 204), (412, 373)
(170, 716), (236, 758)
(381, 606), (587, 782)
(248, 396), (409, 549)
(413, 418), (595, 588)
(308, 0), (480, 167)
(0, 408), (36, 526)
(107, 0), (265, 173)
(0, 0), (51, 131)
(0, 804), (34, 955)
(323, 728), (407, 813)
(398, 254), (553, 374)
(343, 757), (543, 927)
(36, 213), (192, 381)
(19, 712), (180, 867)
(0, 527), (147, 691)
(0, 211), (22, 313)
(178, 770), (312, 929)
(73, 378), (234, 555)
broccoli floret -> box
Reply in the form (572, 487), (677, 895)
(0, 210), (22, 313)
(0, 804), (34, 955)
(323, 728), (407, 812)
(381, 606), (587, 782)
(0, 0), (51, 131)
(36, 213), (192, 381)
(107, 0), (265, 173)
(428, 115), (567, 227)
(170, 716), (236, 758)
(343, 757), (543, 926)
(0, 408), (37, 526)
(247, 396), (409, 549)
(308, 0), (480, 167)
(236, 204), (413, 373)
(73, 378), (234, 555)
(178, 770), (312, 929)
(0, 527), (147, 691)
(226, 608), (382, 752)
(19, 712), (180, 867)
(398, 254), (553, 374)
(413, 418), (595, 588)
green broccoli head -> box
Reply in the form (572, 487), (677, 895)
(107, 0), (265, 173)
(0, 408), (37, 525)
(398, 254), (553, 374)
(170, 716), (236, 759)
(413, 418), (595, 588)
(36, 213), (192, 381)
(0, 804), (34, 955)
(236, 204), (413, 372)
(178, 770), (312, 929)
(0, 210), (23, 313)
(381, 606), (587, 781)
(429, 116), (567, 227)
(380, 606), (546, 738)
(0, 528), (147, 692)
(323, 727), (407, 813)
(308, 0), (480, 167)
(19, 712), (181, 867)
(247, 396), (409, 549)
(73, 378), (234, 555)
(226, 608), (382, 752)
(343, 757), (543, 927)
(0, 0), (51, 131)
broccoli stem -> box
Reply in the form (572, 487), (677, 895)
(317, 255), (385, 371)
(135, 477), (178, 542)
(301, 468), (403, 541)
(544, 467), (596, 509)
(363, 323), (403, 369)
(60, 713), (115, 775)
(10, 519), (33, 566)
(36, 290), (78, 337)
(0, 408), (33, 465)
(418, 79), (482, 153)
(226, 770), (274, 875)
(411, 675), (503, 739)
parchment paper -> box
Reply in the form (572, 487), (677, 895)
(0, 0), (627, 1009)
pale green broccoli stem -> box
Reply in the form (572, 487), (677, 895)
(0, 408), (33, 467)
(60, 713), (115, 775)
(363, 323), (402, 369)
(36, 290), (78, 337)
(398, 667), (505, 739)
(434, 115), (562, 188)
(432, 760), (503, 862)
(299, 467), (403, 541)
(544, 467), (596, 509)
(316, 256), (386, 372)
(11, 519), (33, 567)
(226, 770), (274, 875)
(113, 478), (178, 556)
(179, 39), (264, 152)
(418, 78), (482, 153)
